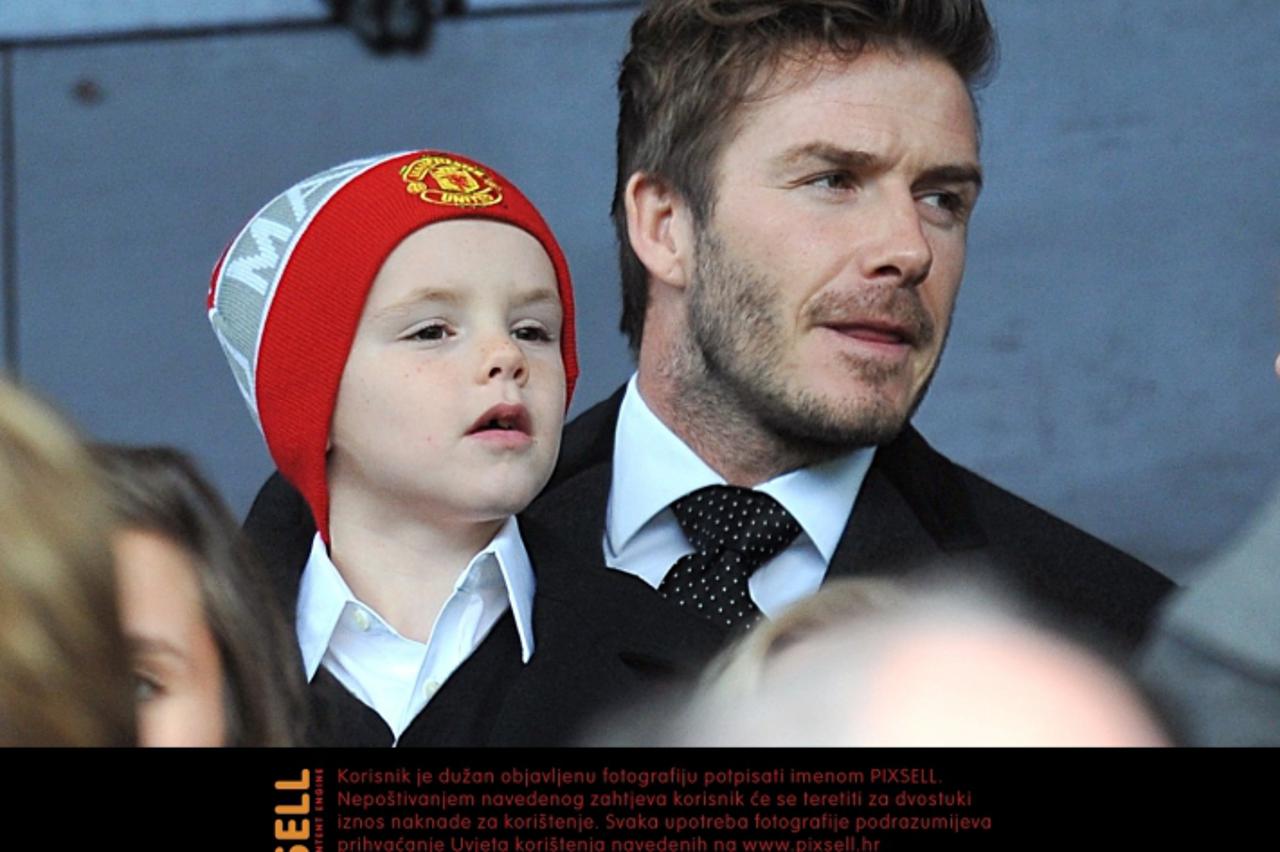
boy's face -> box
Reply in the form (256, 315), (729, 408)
(329, 219), (566, 526)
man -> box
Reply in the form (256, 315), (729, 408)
(246, 0), (1171, 744)
(511, 0), (1172, 736)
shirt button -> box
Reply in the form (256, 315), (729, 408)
(424, 680), (442, 698)
(352, 609), (371, 631)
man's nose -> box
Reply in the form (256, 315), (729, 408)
(859, 190), (933, 286)
(479, 334), (528, 386)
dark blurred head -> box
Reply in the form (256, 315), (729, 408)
(0, 381), (135, 746)
(92, 445), (306, 747)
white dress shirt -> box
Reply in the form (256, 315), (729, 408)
(295, 515), (535, 743)
(604, 375), (875, 617)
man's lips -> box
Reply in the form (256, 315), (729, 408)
(467, 403), (532, 437)
(822, 319), (916, 347)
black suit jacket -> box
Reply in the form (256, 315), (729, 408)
(244, 385), (1172, 745)
(512, 386), (1173, 736)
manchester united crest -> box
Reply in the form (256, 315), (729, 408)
(400, 155), (503, 208)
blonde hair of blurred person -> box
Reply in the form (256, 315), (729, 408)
(92, 445), (306, 747)
(0, 381), (135, 746)
(675, 582), (1169, 747)
(695, 578), (909, 708)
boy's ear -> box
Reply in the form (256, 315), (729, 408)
(624, 171), (696, 290)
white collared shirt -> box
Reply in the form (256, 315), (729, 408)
(296, 515), (535, 742)
(604, 375), (874, 618)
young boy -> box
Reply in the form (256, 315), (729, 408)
(207, 150), (577, 746)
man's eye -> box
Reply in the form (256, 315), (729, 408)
(512, 324), (552, 343)
(406, 322), (450, 342)
(807, 172), (856, 191)
(920, 191), (968, 216)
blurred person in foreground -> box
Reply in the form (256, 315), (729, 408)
(93, 445), (306, 747)
(1137, 353), (1280, 746)
(666, 578), (1169, 746)
(0, 381), (134, 746)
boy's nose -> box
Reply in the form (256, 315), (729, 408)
(481, 337), (528, 385)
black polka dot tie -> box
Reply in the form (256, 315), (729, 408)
(658, 485), (801, 630)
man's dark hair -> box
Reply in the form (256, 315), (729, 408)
(612, 0), (997, 352)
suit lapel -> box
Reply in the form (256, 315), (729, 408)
(525, 459), (726, 675)
(827, 425), (988, 580)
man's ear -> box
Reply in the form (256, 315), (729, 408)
(624, 171), (696, 290)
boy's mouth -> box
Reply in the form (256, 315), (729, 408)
(467, 403), (532, 437)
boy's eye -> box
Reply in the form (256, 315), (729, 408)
(512, 324), (553, 343)
(405, 321), (451, 342)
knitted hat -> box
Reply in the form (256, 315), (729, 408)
(207, 150), (578, 541)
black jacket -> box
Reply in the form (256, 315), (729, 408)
(244, 386), (1173, 745)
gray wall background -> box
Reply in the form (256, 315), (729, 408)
(2, 1), (1277, 581)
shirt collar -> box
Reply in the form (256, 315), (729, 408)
(608, 374), (874, 563)
(488, 516), (537, 663)
(295, 515), (536, 680)
(297, 534), (350, 681)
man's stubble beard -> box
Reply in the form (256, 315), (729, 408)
(676, 225), (948, 467)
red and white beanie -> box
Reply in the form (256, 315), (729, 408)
(207, 150), (578, 541)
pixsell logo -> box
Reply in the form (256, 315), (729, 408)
(276, 768), (323, 852)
